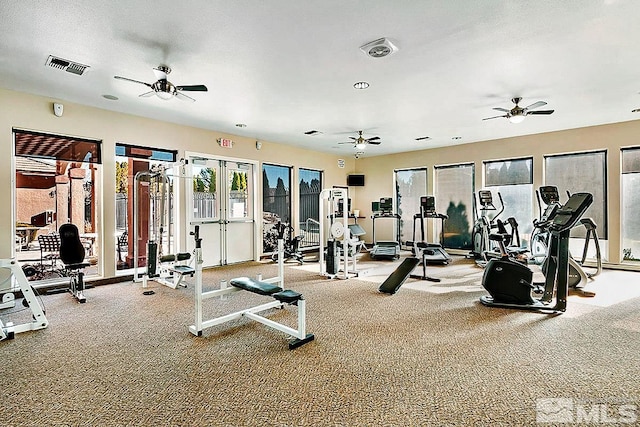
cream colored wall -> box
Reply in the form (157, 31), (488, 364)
(352, 120), (640, 265)
(0, 88), (353, 277)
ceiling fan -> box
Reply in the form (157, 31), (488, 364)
(338, 130), (381, 149)
(114, 65), (207, 102)
(483, 97), (554, 123)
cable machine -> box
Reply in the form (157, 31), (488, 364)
(132, 164), (192, 291)
(318, 188), (358, 279)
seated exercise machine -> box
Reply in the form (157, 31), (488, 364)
(480, 192), (593, 313)
(370, 198), (401, 260)
(189, 224), (314, 350)
(271, 223), (304, 265)
(142, 245), (195, 294)
(408, 196), (451, 265)
(0, 258), (49, 340)
(59, 223), (91, 303)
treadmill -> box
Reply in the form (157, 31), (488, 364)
(370, 197), (401, 260)
(410, 196), (451, 264)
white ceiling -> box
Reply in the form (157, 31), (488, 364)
(2, 0), (640, 157)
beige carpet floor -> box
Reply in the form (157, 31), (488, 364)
(1, 256), (639, 426)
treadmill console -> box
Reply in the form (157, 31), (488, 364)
(379, 197), (393, 214)
(420, 196), (436, 215)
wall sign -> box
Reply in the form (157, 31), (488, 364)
(218, 138), (233, 148)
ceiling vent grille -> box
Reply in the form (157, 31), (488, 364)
(360, 38), (398, 58)
(45, 55), (90, 75)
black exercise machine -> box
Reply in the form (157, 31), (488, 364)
(59, 223), (91, 303)
(271, 222), (304, 264)
(480, 192), (593, 313)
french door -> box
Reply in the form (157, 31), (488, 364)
(187, 154), (256, 267)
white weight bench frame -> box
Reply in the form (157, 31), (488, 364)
(188, 228), (314, 350)
(0, 258), (49, 341)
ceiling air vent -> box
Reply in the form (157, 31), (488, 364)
(359, 38), (398, 58)
(45, 55), (90, 75)
(304, 130), (323, 136)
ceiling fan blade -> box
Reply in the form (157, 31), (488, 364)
(482, 115), (508, 121)
(492, 107), (510, 113)
(366, 136), (381, 141)
(338, 141), (354, 144)
(368, 140), (382, 145)
(139, 91), (156, 98)
(114, 76), (152, 88)
(176, 84), (208, 92)
(524, 101), (547, 110)
(527, 109), (554, 115)
(175, 92), (196, 102)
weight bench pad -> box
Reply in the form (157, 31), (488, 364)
(171, 265), (195, 275)
(273, 289), (302, 304)
(230, 277), (283, 296)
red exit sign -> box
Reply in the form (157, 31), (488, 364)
(218, 138), (233, 148)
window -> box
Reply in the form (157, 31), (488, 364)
(434, 163), (474, 250)
(262, 164), (292, 253)
(114, 143), (177, 270)
(395, 168), (427, 246)
(299, 168), (322, 248)
(621, 148), (640, 262)
(14, 129), (102, 282)
(484, 157), (534, 246)
(544, 151), (607, 240)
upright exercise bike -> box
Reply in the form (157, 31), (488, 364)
(480, 192), (593, 313)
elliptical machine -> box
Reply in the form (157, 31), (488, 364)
(469, 190), (525, 266)
(529, 186), (601, 295)
(480, 192), (593, 313)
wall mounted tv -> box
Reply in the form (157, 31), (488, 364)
(347, 174), (365, 186)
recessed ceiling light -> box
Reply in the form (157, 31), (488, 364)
(353, 81), (370, 90)
(102, 94), (118, 100)
(235, 123), (247, 128)
(452, 136), (462, 140)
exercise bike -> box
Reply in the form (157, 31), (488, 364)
(480, 192), (593, 313)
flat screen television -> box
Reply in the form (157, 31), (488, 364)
(347, 174), (365, 187)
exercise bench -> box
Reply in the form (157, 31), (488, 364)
(188, 224), (314, 350)
(189, 276), (314, 350)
